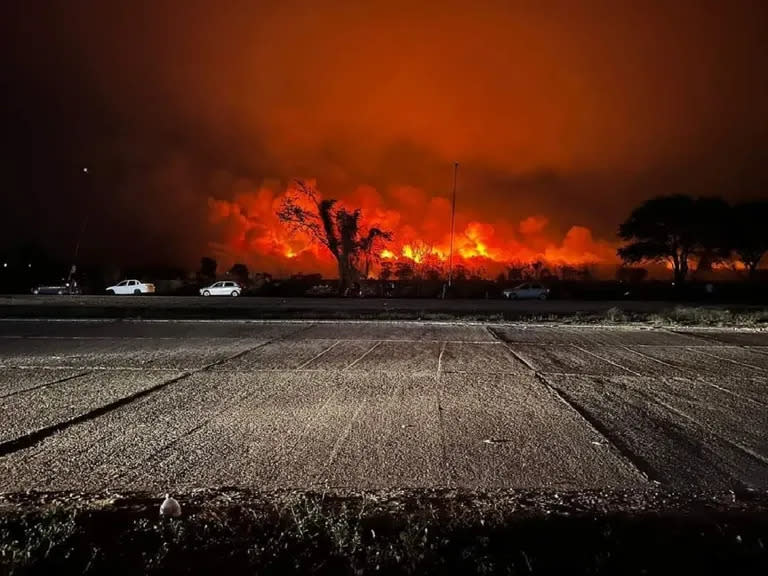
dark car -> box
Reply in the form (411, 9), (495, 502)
(31, 281), (82, 295)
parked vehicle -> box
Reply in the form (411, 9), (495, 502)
(305, 284), (335, 297)
(200, 281), (241, 297)
(106, 279), (156, 295)
(32, 281), (81, 295)
(503, 283), (550, 300)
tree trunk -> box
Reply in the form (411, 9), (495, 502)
(336, 257), (359, 296)
(748, 261), (758, 281)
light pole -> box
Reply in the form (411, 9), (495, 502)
(69, 167), (91, 285)
(447, 161), (458, 288)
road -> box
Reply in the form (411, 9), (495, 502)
(0, 294), (756, 320)
(0, 319), (767, 492)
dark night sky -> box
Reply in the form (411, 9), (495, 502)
(2, 0), (768, 272)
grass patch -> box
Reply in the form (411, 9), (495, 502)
(1, 490), (767, 575)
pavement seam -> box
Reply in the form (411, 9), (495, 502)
(485, 327), (657, 484)
(642, 390), (768, 467)
(435, 341), (450, 487)
(679, 376), (768, 409)
(570, 344), (642, 376)
(685, 347), (767, 373)
(535, 374), (658, 484)
(0, 328), (311, 459)
(663, 328), (728, 345)
(616, 346), (768, 407)
(318, 397), (369, 484)
(0, 371), (194, 458)
(295, 340), (342, 369)
(344, 341), (381, 370)
(0, 370), (92, 400)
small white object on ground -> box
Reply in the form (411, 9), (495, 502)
(160, 494), (182, 517)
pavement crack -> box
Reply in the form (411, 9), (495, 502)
(571, 344), (642, 376)
(536, 373), (660, 484)
(645, 391), (768, 467)
(0, 326), (313, 458)
(486, 326), (659, 484)
(687, 347), (766, 373)
(296, 340), (341, 369)
(0, 370), (92, 400)
(435, 341), (450, 486)
(0, 371), (194, 458)
(345, 341), (381, 370)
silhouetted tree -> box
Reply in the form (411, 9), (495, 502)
(616, 266), (648, 284)
(506, 262), (526, 282)
(199, 257), (217, 282)
(693, 197), (732, 276)
(618, 195), (727, 284)
(727, 201), (768, 280)
(379, 261), (393, 282)
(278, 180), (392, 293)
(453, 264), (468, 282)
(395, 261), (414, 281)
(228, 263), (249, 285)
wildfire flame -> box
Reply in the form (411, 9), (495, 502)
(208, 180), (617, 278)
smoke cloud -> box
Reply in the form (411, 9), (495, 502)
(3, 0), (767, 272)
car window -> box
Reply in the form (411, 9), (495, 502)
(118, 281), (127, 286)
(532, 284), (541, 289)
(520, 284), (529, 289)
(214, 282), (223, 287)
(129, 280), (137, 286)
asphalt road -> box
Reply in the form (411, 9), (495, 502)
(1, 319), (767, 492)
(0, 294), (755, 320)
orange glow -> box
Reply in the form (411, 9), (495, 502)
(208, 181), (618, 278)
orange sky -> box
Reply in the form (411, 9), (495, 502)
(3, 0), (767, 270)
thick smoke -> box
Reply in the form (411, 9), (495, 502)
(3, 0), (767, 269)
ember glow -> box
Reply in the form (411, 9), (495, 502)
(208, 180), (616, 278)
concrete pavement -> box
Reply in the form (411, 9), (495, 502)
(0, 320), (767, 492)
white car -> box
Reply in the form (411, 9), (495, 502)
(200, 281), (242, 297)
(503, 283), (550, 300)
(106, 279), (156, 295)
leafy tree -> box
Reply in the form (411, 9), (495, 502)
(278, 180), (392, 293)
(730, 201), (768, 279)
(618, 195), (728, 284)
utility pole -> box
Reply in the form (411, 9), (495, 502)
(447, 161), (458, 288)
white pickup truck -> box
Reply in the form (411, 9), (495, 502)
(105, 279), (156, 295)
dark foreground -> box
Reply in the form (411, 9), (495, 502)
(1, 320), (767, 573)
(2, 489), (767, 575)
(3, 294), (768, 324)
